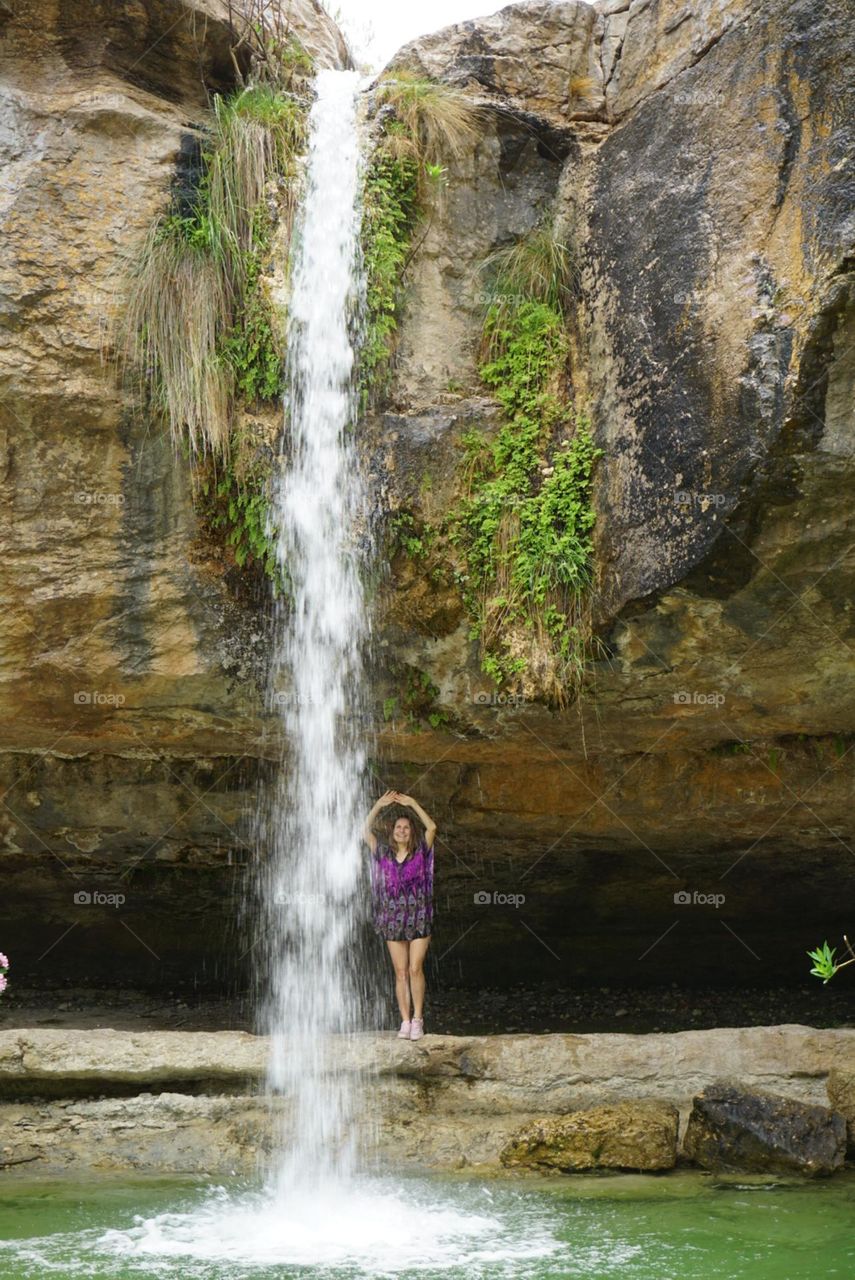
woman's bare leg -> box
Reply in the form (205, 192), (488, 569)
(408, 936), (431, 1021)
(386, 940), (412, 1021)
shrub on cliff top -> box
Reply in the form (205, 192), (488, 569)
(223, 0), (316, 91)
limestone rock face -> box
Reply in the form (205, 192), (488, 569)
(582, 0), (854, 621)
(682, 1083), (847, 1176)
(365, 0), (855, 985)
(600, 0), (759, 118)
(500, 1101), (679, 1170)
(0, 1092), (279, 1175)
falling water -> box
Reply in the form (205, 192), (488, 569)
(260, 67), (372, 1194)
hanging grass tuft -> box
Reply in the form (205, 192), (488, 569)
(119, 217), (233, 456)
(119, 84), (308, 459)
(374, 69), (484, 172)
(206, 86), (307, 293)
(118, 64), (314, 582)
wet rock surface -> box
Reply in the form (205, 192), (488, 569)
(683, 1083), (847, 1176)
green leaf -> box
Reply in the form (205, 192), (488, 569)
(807, 941), (838, 983)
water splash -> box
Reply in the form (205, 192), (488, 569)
(258, 67), (372, 1194)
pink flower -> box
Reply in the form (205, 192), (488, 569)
(0, 975), (7, 994)
(0, 953), (7, 970)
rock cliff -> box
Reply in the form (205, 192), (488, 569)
(1, 0), (852, 991)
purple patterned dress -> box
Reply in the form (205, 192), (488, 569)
(369, 840), (434, 941)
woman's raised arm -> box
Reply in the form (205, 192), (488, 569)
(362, 790), (397, 854)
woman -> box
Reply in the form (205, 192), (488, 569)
(363, 789), (437, 1041)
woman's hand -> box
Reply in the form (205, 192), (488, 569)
(378, 789), (397, 807)
(393, 791), (413, 805)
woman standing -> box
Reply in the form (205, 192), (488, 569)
(363, 790), (437, 1040)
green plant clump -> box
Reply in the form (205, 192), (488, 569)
(359, 149), (420, 406)
(808, 936), (855, 983)
(121, 79), (312, 582)
(388, 509), (435, 559)
(445, 224), (601, 700)
(220, 208), (285, 405)
(196, 441), (286, 593)
(368, 206), (602, 701)
(383, 667), (449, 732)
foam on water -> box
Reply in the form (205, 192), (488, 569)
(95, 1180), (561, 1275)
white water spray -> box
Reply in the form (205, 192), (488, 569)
(260, 67), (371, 1193)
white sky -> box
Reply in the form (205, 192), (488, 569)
(326, 0), (507, 70)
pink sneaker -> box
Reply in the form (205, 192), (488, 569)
(397, 1020), (411, 1038)
(410, 1018), (425, 1041)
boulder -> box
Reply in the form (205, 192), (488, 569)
(390, 0), (604, 123)
(683, 1083), (847, 1176)
(500, 1101), (679, 1171)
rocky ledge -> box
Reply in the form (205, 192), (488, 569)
(0, 1026), (852, 1176)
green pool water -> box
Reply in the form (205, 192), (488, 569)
(0, 1170), (852, 1279)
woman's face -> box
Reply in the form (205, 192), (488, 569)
(393, 818), (412, 847)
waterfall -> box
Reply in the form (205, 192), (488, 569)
(260, 67), (371, 1194)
